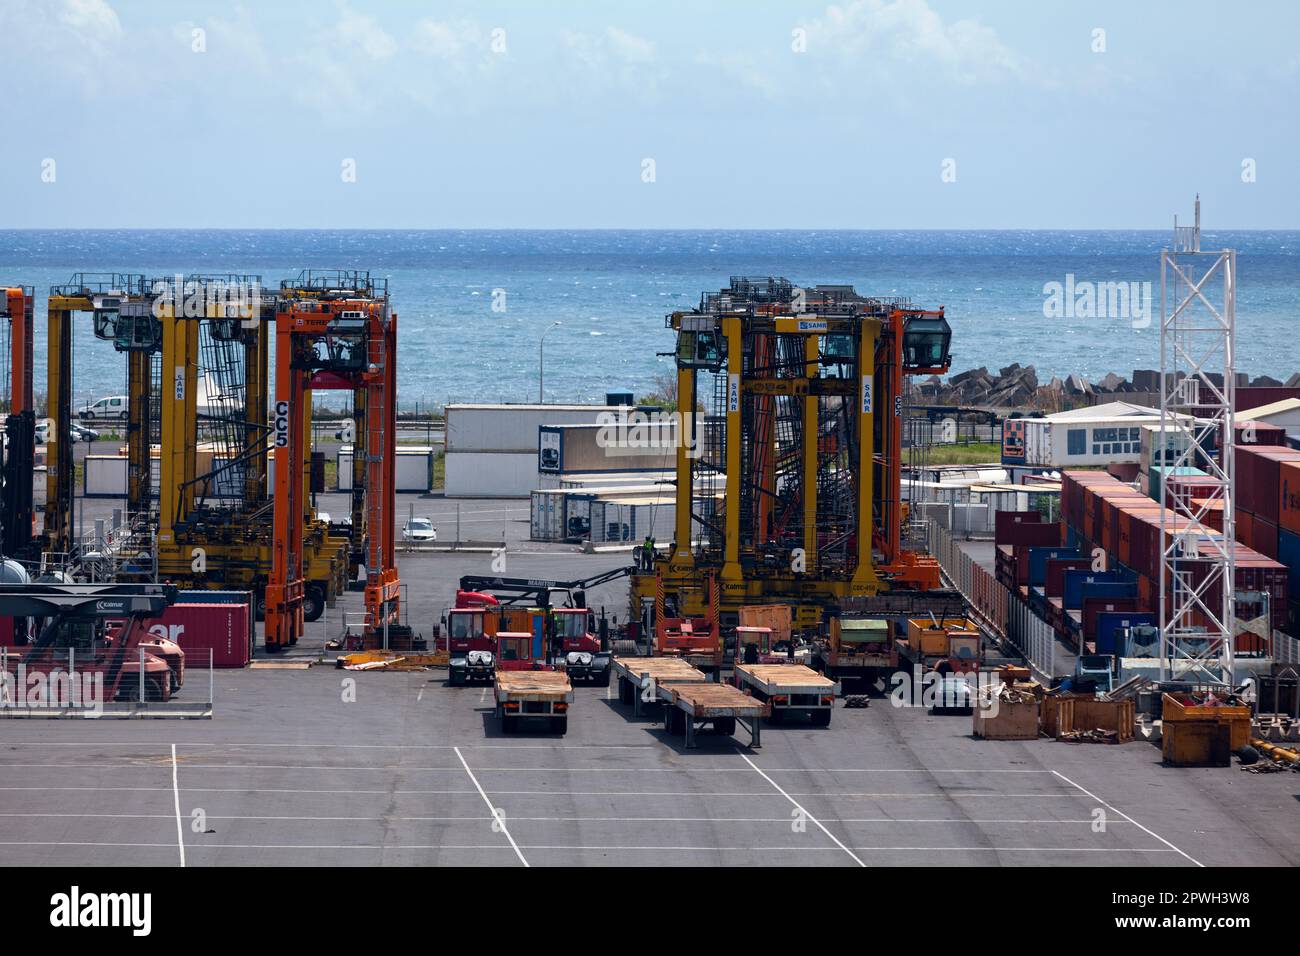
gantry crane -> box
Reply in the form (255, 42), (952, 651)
(149, 274), (347, 621)
(631, 277), (962, 646)
(45, 274), (154, 558)
(1, 285), (35, 563)
(265, 271), (402, 651)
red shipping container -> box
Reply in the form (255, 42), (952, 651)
(142, 603), (252, 668)
(1232, 421), (1287, 446)
(1235, 445), (1300, 523)
(1279, 461), (1300, 535)
(1082, 597), (1140, 642)
(1045, 559), (1092, 597)
(994, 510), (1042, 544)
(1253, 515), (1279, 560)
(1235, 509), (1255, 551)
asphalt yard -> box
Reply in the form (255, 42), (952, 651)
(2, 668), (1295, 867)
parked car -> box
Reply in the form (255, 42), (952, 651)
(78, 395), (128, 421)
(35, 420), (99, 444)
(402, 517), (437, 542)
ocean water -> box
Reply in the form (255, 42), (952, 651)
(0, 229), (1296, 408)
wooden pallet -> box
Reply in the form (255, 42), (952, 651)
(735, 663), (838, 696)
(495, 671), (573, 702)
(612, 656), (706, 685)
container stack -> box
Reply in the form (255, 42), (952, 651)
(1235, 443), (1300, 631)
(1058, 470), (1288, 648)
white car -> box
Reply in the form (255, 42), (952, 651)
(402, 517), (437, 542)
(79, 395), (128, 421)
(35, 420), (99, 445)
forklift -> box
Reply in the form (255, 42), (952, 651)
(455, 567), (633, 685)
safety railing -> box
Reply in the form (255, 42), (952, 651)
(928, 521), (1055, 677)
(0, 646), (213, 718)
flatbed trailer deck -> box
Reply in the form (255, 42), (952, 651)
(612, 656), (706, 716)
(494, 670), (573, 735)
(657, 682), (767, 748)
(734, 663), (839, 727)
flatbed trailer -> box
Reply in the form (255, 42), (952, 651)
(734, 663), (839, 727)
(494, 670), (573, 735)
(612, 655), (706, 717)
(656, 682), (767, 748)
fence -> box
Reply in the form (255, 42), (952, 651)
(0, 646), (213, 718)
(928, 521), (1057, 677)
(1276, 630), (1300, 666)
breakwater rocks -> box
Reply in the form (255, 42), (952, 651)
(909, 366), (1300, 412)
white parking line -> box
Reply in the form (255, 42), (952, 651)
(0, 840), (1180, 855)
(738, 752), (865, 867)
(0, 812), (1142, 824)
(1050, 769), (1203, 867)
(0, 786), (1080, 797)
(454, 746), (528, 867)
(171, 744), (186, 868)
(0, 763), (1068, 774)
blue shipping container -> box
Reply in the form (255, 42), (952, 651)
(1063, 569), (1136, 610)
(1027, 546), (1081, 587)
(1093, 611), (1155, 656)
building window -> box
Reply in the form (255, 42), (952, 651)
(1068, 429), (1086, 455)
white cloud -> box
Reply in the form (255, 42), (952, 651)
(412, 19), (484, 59)
(606, 27), (655, 64)
(335, 2), (397, 61)
(59, 0), (121, 38)
(808, 0), (1020, 83)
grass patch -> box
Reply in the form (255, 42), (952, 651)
(919, 441), (1002, 465)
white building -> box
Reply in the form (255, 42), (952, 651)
(1001, 401), (1200, 469)
(1236, 398), (1300, 439)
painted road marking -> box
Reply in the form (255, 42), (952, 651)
(1050, 769), (1203, 867)
(738, 751), (865, 867)
(171, 744), (186, 868)
(454, 746), (528, 867)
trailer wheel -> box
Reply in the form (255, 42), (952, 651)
(448, 669), (461, 687)
(767, 708), (784, 725)
(594, 669), (611, 688)
(811, 708), (832, 728)
(501, 715), (516, 734)
(302, 585), (325, 623)
(713, 716), (736, 736)
(618, 676), (634, 705)
(550, 716), (568, 735)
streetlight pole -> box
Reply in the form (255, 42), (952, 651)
(539, 321), (561, 404)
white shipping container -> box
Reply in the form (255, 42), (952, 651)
(447, 404), (619, 453)
(336, 446), (434, 493)
(84, 456), (128, 498)
(444, 450), (539, 498)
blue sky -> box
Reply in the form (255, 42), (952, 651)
(0, 0), (1295, 228)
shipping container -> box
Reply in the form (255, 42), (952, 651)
(1146, 465), (1208, 505)
(1094, 610), (1155, 656)
(83, 455), (128, 498)
(1280, 460), (1300, 535)
(143, 602), (253, 668)
(1253, 514), (1280, 560)
(446, 404), (618, 454)
(337, 446), (434, 493)
(1235, 445), (1300, 523)
(443, 451), (540, 498)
